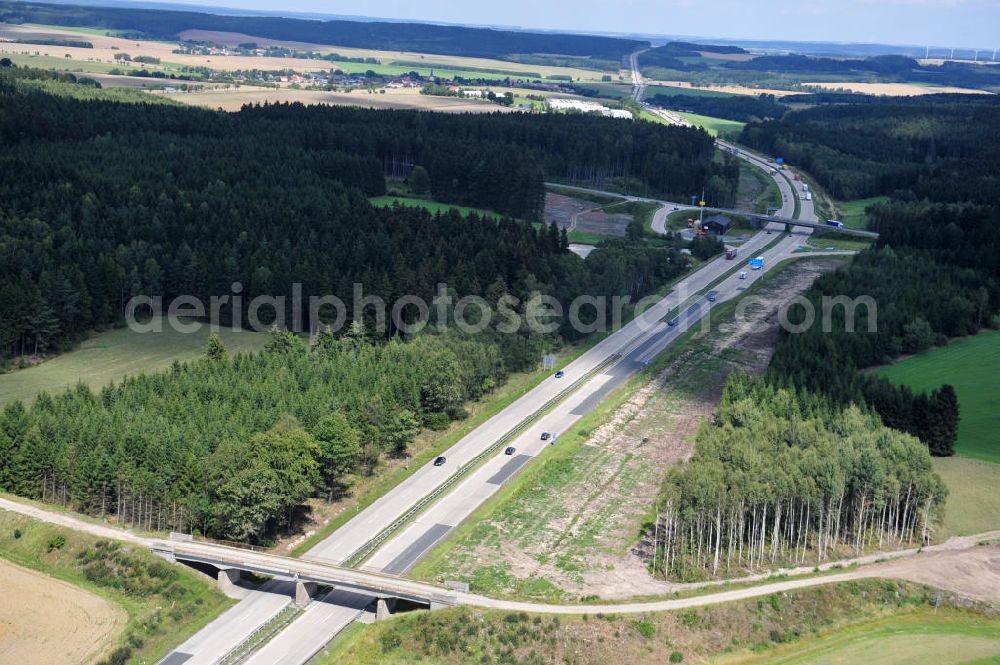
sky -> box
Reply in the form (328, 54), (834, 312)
(163, 0), (1000, 48)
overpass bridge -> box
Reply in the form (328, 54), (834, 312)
(154, 539), (456, 615)
(700, 206), (880, 240)
(544, 183), (879, 240)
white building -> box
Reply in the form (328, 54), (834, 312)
(547, 98), (632, 120)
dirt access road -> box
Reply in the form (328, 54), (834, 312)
(465, 536), (1000, 614)
(0, 558), (126, 665)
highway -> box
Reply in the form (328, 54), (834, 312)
(155, 118), (819, 664)
(230, 145), (819, 662)
(629, 48), (647, 102)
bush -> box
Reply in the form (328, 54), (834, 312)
(670, 651), (684, 663)
(46, 535), (66, 552)
(13, 528), (21, 539)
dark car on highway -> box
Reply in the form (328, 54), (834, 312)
(540, 432), (551, 441)
(668, 318), (679, 327)
(554, 370), (564, 378)
(706, 291), (718, 302)
(504, 446), (516, 455)
(433, 456), (446, 466)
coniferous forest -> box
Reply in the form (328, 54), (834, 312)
(0, 64), (721, 361)
(0, 65), (710, 541)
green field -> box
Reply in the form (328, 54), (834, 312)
(0, 318), (267, 406)
(738, 610), (1000, 665)
(675, 111), (747, 137)
(876, 329), (1000, 463)
(369, 195), (505, 220)
(932, 457), (1000, 537)
(835, 196), (890, 229)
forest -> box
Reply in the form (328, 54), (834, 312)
(0, 0), (645, 60)
(738, 95), (1000, 202)
(744, 96), (1000, 456)
(648, 92), (787, 123)
(0, 64), (716, 361)
(0, 328), (513, 542)
(651, 375), (945, 580)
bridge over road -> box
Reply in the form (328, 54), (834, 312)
(546, 183), (880, 240)
(154, 539), (457, 612)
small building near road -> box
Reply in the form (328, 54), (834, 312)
(703, 214), (732, 236)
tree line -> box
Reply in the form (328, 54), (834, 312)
(0, 0), (645, 60)
(651, 375), (945, 580)
(743, 95), (1000, 456)
(0, 328), (517, 542)
(0, 66), (710, 361)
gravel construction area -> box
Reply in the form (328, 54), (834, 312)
(0, 558), (125, 665)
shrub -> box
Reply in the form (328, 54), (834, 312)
(46, 535), (66, 552)
(13, 528), (21, 539)
(670, 651), (684, 663)
(633, 619), (655, 639)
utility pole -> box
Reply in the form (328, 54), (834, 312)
(698, 188), (706, 228)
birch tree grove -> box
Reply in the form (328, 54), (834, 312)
(650, 374), (946, 581)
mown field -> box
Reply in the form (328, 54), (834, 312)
(0, 318), (267, 406)
(675, 110), (746, 136)
(0, 510), (232, 664)
(369, 195), (505, 220)
(932, 457), (1000, 538)
(876, 329), (1000, 463)
(835, 196), (890, 229)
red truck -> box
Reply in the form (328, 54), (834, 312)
(725, 248), (738, 260)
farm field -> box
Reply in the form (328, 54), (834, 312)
(726, 610), (1000, 665)
(805, 80), (992, 96)
(0, 23), (609, 82)
(0, 318), (267, 407)
(158, 84), (518, 112)
(0, 510), (232, 664)
(835, 195), (890, 228)
(646, 79), (799, 97)
(0, 558), (125, 665)
(875, 329), (1000, 462)
(674, 110), (746, 136)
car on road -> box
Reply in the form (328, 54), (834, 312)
(739, 271), (747, 280)
(706, 290), (718, 302)
(504, 446), (516, 455)
(554, 370), (564, 378)
(668, 318), (679, 327)
(540, 432), (551, 441)
(671, 206), (679, 211)
(433, 456), (447, 466)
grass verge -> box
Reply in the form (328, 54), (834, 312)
(322, 580), (991, 665)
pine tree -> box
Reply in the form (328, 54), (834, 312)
(205, 333), (228, 361)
